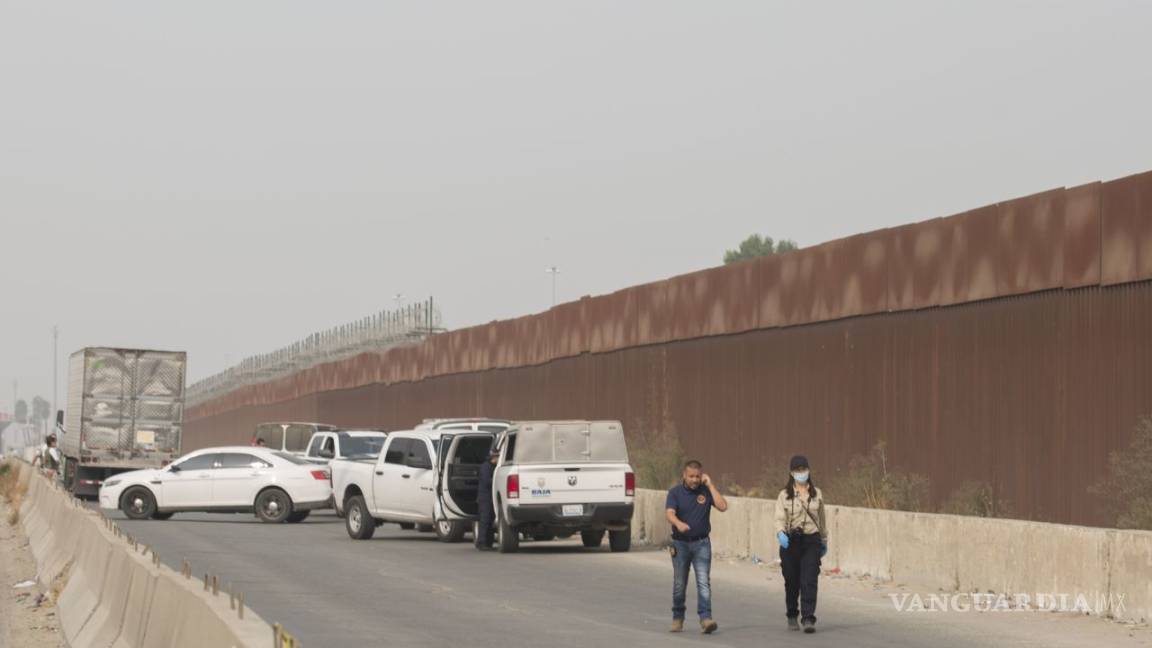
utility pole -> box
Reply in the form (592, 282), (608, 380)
(52, 325), (59, 423)
(545, 266), (560, 307)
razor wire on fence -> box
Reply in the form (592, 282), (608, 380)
(187, 298), (441, 407)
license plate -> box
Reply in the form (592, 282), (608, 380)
(561, 504), (584, 517)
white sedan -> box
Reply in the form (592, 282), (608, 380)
(98, 446), (334, 523)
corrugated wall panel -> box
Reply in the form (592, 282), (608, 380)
(1063, 182), (1102, 289)
(1101, 170), (1152, 285)
(187, 282), (1152, 527)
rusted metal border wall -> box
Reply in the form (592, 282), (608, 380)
(187, 171), (1151, 420)
(186, 170), (1152, 526)
(185, 282), (1152, 526)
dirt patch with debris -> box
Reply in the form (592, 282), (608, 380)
(0, 463), (65, 647)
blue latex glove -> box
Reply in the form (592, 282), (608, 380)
(777, 531), (790, 549)
(820, 541), (828, 558)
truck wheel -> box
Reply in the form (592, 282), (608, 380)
(498, 511), (519, 553)
(345, 496), (376, 540)
(286, 511), (311, 523)
(398, 522), (416, 530)
(581, 529), (606, 548)
(151, 511), (175, 521)
(255, 488), (293, 523)
(435, 518), (467, 543)
(609, 527), (632, 552)
(120, 487), (157, 520)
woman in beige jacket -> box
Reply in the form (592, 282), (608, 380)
(773, 455), (827, 634)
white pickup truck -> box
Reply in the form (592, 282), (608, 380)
(491, 420), (634, 553)
(302, 429), (388, 466)
(331, 420), (511, 542)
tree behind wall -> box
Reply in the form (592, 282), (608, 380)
(723, 234), (799, 265)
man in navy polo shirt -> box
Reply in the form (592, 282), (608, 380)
(665, 459), (728, 634)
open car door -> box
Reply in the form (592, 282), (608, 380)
(435, 432), (496, 522)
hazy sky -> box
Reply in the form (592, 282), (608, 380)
(3, 1), (1151, 411)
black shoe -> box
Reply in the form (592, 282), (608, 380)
(801, 618), (815, 634)
(787, 617), (800, 631)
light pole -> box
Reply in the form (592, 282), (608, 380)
(52, 326), (58, 423)
(545, 266), (560, 307)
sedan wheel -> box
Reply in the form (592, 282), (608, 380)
(120, 487), (156, 521)
(255, 489), (293, 523)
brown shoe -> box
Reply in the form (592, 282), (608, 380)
(669, 619), (684, 633)
(700, 618), (718, 634)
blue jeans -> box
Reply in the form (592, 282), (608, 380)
(671, 537), (712, 620)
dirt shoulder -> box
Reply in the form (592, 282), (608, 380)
(0, 465), (65, 648)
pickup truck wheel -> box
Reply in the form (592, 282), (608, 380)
(498, 511), (519, 553)
(286, 511), (311, 523)
(345, 496), (376, 540)
(436, 518), (467, 543)
(609, 527), (632, 552)
(398, 522), (416, 530)
(255, 488), (293, 523)
(581, 529), (606, 548)
(120, 487), (157, 520)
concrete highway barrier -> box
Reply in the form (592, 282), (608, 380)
(634, 488), (1152, 623)
(8, 460), (278, 647)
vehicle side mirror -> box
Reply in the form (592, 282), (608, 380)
(168, 463), (181, 472)
(318, 448), (335, 459)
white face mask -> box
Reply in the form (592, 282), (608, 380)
(792, 471), (810, 484)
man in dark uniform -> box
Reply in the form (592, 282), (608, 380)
(665, 459), (728, 634)
(475, 447), (499, 550)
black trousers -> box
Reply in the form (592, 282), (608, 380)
(779, 532), (822, 622)
(476, 502), (496, 548)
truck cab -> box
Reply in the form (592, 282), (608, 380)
(303, 429), (388, 465)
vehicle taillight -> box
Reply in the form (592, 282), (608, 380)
(625, 471), (635, 496)
(311, 470), (329, 481)
(507, 474), (519, 499)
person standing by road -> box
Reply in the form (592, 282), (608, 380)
(42, 434), (61, 480)
(774, 455), (828, 634)
(474, 447), (499, 551)
(665, 460), (728, 634)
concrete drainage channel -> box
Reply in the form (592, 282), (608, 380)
(8, 460), (297, 647)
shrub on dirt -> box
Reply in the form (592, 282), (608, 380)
(1090, 417), (1152, 530)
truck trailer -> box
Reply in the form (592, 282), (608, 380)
(59, 347), (187, 497)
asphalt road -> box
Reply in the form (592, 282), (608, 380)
(93, 508), (1149, 648)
